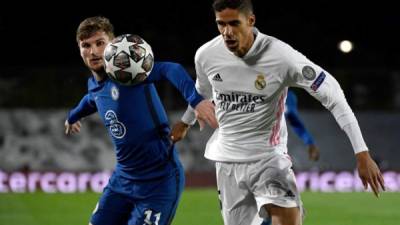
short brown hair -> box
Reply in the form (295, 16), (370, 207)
(76, 16), (114, 43)
(212, 0), (253, 14)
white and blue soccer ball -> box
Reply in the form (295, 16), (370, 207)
(103, 34), (154, 85)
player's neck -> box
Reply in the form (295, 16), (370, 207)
(92, 70), (107, 82)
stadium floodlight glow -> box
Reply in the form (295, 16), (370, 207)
(338, 40), (353, 53)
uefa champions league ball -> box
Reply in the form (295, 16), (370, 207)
(103, 34), (154, 85)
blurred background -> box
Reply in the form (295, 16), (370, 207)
(1, 0), (400, 195)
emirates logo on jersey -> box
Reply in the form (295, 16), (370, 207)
(255, 75), (266, 90)
(215, 91), (266, 113)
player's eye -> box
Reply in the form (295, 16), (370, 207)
(216, 21), (226, 27)
(97, 41), (106, 47)
(228, 21), (240, 26)
(81, 43), (90, 49)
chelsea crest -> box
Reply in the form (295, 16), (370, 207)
(111, 85), (119, 100)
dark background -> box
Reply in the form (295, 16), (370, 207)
(0, 2), (399, 110)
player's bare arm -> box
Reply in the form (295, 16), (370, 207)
(170, 121), (190, 143)
(356, 151), (385, 197)
(64, 120), (82, 135)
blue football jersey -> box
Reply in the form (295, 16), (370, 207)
(68, 62), (203, 180)
(285, 90), (315, 145)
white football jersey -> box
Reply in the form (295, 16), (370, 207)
(182, 28), (367, 162)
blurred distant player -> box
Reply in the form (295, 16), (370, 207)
(171, 0), (385, 225)
(285, 90), (319, 161)
(65, 16), (216, 225)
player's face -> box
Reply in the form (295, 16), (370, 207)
(215, 8), (255, 57)
(79, 31), (111, 72)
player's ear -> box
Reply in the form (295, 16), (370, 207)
(248, 14), (255, 26)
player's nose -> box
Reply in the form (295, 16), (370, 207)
(88, 46), (96, 55)
(222, 25), (233, 36)
(90, 47), (102, 57)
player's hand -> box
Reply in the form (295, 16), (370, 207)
(170, 121), (190, 143)
(194, 100), (218, 130)
(356, 151), (385, 197)
(65, 120), (82, 135)
(308, 144), (320, 161)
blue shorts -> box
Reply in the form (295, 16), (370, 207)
(90, 159), (185, 225)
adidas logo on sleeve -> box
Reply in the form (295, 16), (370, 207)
(212, 73), (223, 82)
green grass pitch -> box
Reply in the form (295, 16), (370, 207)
(0, 189), (399, 225)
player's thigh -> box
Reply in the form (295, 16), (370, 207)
(128, 165), (185, 225)
(216, 162), (259, 225)
(264, 204), (301, 225)
(251, 153), (302, 219)
(90, 187), (134, 225)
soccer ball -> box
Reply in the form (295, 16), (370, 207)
(103, 34), (154, 85)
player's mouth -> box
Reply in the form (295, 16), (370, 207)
(90, 58), (103, 65)
(224, 40), (238, 50)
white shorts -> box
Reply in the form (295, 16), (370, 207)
(215, 152), (302, 225)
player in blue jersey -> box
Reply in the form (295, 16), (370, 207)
(65, 16), (217, 225)
(285, 90), (320, 161)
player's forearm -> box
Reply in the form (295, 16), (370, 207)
(343, 121), (368, 154)
(326, 94), (368, 153)
(181, 105), (197, 125)
(67, 95), (97, 124)
(181, 87), (203, 109)
(181, 75), (214, 125)
(160, 63), (204, 108)
(313, 74), (367, 153)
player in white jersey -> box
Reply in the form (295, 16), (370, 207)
(171, 0), (385, 224)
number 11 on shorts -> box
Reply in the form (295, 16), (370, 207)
(143, 209), (161, 225)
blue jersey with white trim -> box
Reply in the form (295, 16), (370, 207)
(68, 62), (202, 180)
